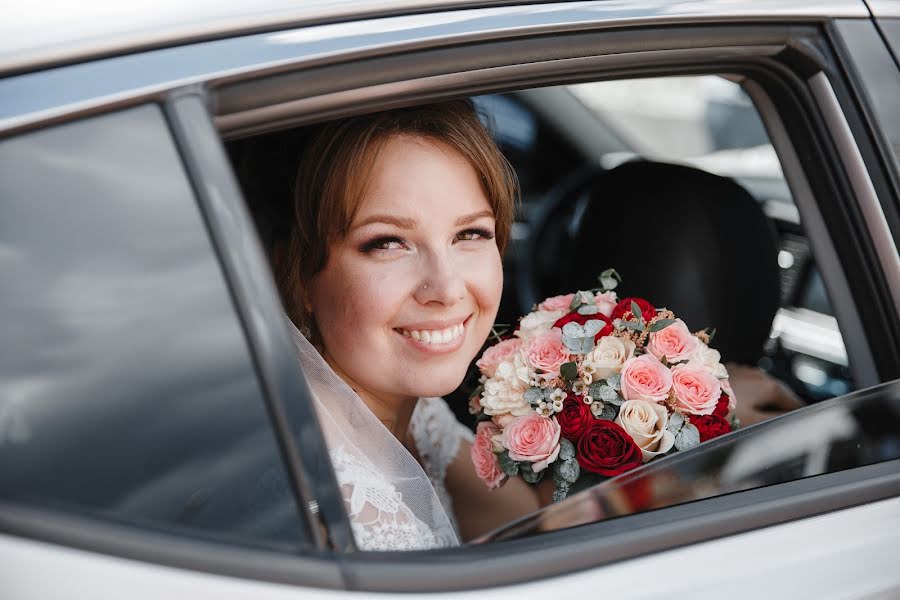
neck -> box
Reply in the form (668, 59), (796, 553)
(323, 350), (418, 443)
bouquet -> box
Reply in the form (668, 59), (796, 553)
(469, 269), (737, 501)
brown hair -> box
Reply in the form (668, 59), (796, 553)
(274, 99), (518, 335)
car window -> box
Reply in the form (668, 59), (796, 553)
(491, 76), (856, 405)
(0, 105), (310, 551)
(480, 379), (900, 542)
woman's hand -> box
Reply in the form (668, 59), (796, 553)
(726, 363), (805, 427)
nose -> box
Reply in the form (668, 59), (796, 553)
(413, 249), (466, 306)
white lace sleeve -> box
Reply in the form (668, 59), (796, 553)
(409, 397), (475, 536)
(329, 446), (445, 551)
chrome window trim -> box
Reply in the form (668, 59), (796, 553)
(744, 77), (880, 387)
(866, 0), (900, 17)
(216, 44), (786, 138)
(1, 0), (869, 77)
(0, 1), (868, 136)
(809, 72), (900, 315)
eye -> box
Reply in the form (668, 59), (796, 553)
(456, 227), (495, 242)
(361, 236), (406, 252)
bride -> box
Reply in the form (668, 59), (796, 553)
(271, 100), (542, 550)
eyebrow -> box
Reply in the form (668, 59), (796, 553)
(350, 209), (495, 231)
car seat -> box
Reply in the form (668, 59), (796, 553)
(560, 160), (781, 366)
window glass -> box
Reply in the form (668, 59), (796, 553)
(489, 76), (855, 404)
(481, 380), (900, 542)
(0, 106), (309, 550)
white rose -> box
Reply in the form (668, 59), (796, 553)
(584, 336), (636, 380)
(615, 400), (675, 462)
(515, 309), (562, 339)
(481, 377), (532, 416)
(685, 345), (728, 379)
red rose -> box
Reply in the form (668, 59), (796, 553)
(552, 312), (613, 341)
(557, 395), (593, 441)
(691, 414), (731, 442)
(576, 420), (643, 476)
(713, 393), (730, 418)
(611, 297), (656, 322)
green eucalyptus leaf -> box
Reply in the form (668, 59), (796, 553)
(667, 411), (686, 433)
(562, 322), (584, 337)
(524, 387), (544, 404)
(520, 463), (545, 484)
(674, 422), (701, 451)
(648, 318), (676, 333)
(620, 320), (645, 332)
(557, 459), (580, 483)
(577, 304), (600, 315)
(631, 300), (643, 322)
(558, 437), (576, 461)
(497, 451), (520, 477)
(560, 361), (578, 382)
(584, 319), (605, 337)
(552, 484), (570, 503)
(606, 373), (622, 391)
(596, 403), (618, 420)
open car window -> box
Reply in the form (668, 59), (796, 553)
(479, 379), (900, 542)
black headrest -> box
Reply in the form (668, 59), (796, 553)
(568, 160), (780, 365)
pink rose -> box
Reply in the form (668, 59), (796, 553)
(721, 378), (737, 411)
(475, 337), (523, 377)
(647, 319), (700, 363)
(538, 293), (574, 312)
(502, 414), (561, 472)
(621, 354), (673, 403)
(672, 365), (722, 415)
(471, 422), (506, 489)
(594, 291), (618, 317)
(522, 329), (570, 381)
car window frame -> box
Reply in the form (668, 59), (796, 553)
(200, 11), (900, 590)
(1, 1), (899, 593)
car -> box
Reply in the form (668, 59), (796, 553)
(2, 0), (899, 597)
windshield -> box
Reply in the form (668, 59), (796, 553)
(476, 380), (900, 543)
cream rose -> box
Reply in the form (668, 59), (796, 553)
(647, 319), (700, 363)
(476, 337), (523, 378)
(471, 421), (506, 489)
(515, 309), (562, 339)
(621, 354), (673, 403)
(672, 365), (722, 415)
(481, 375), (532, 416)
(537, 294), (574, 312)
(615, 400), (675, 462)
(584, 336), (636, 380)
(685, 344), (728, 379)
(521, 329), (570, 381)
(501, 414), (561, 472)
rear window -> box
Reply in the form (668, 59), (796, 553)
(0, 105), (309, 550)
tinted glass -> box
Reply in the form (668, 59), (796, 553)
(481, 381), (900, 542)
(0, 106), (308, 550)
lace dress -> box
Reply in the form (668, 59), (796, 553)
(329, 397), (474, 551)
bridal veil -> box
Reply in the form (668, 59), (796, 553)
(287, 317), (458, 551)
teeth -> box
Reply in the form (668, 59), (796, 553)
(400, 323), (465, 344)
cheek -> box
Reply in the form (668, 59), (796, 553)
(467, 249), (503, 312)
(310, 261), (405, 348)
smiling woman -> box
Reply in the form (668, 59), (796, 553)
(270, 100), (540, 550)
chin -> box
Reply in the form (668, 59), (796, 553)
(407, 366), (469, 398)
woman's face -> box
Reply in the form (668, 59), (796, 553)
(308, 134), (503, 404)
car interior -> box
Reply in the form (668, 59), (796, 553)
(227, 74), (855, 431)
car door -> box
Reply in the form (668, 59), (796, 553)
(2, 1), (899, 598)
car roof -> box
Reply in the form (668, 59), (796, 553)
(0, 0), (511, 75)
